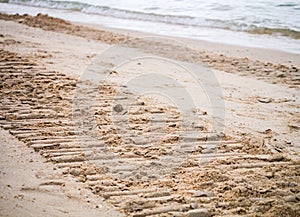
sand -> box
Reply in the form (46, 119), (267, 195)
(0, 13), (299, 216)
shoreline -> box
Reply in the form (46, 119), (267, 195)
(1, 2), (300, 55)
(1, 12), (299, 216)
(78, 21), (300, 67)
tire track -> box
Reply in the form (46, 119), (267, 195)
(0, 49), (299, 216)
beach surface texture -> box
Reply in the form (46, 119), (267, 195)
(0, 13), (299, 217)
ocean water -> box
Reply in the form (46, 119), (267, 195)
(1, 0), (300, 53)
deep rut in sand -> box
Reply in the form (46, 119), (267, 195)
(0, 49), (299, 216)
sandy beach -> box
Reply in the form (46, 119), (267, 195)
(0, 13), (299, 216)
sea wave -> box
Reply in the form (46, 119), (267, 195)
(6, 0), (300, 39)
(276, 3), (298, 7)
(9, 0), (207, 26)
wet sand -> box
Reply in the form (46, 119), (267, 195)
(0, 13), (299, 216)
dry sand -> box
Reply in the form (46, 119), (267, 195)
(0, 13), (299, 216)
